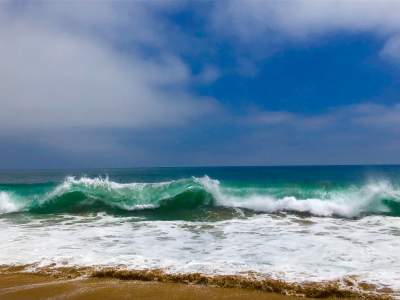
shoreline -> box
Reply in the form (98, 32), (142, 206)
(0, 265), (393, 299)
(0, 273), (306, 300)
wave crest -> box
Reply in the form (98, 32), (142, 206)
(0, 176), (400, 218)
(197, 176), (400, 217)
(0, 191), (22, 214)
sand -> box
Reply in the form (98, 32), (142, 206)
(0, 273), (305, 300)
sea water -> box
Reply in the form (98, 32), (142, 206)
(0, 166), (399, 294)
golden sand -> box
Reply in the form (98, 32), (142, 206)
(0, 273), (307, 300)
(0, 265), (394, 300)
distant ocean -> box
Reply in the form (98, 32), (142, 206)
(1, 166), (399, 296)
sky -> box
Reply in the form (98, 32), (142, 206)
(1, 0), (400, 168)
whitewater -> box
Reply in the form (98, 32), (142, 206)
(1, 175), (400, 217)
(0, 167), (399, 297)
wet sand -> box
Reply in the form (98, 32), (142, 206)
(0, 273), (305, 300)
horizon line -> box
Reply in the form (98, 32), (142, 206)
(1, 163), (400, 172)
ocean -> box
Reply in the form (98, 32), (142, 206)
(0, 166), (399, 296)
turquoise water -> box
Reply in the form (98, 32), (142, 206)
(1, 166), (400, 218)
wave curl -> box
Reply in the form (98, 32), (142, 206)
(1, 176), (400, 218)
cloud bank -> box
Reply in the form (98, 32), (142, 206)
(0, 2), (216, 132)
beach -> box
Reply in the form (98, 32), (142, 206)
(0, 265), (393, 299)
(2, 0), (400, 298)
(0, 272), (309, 300)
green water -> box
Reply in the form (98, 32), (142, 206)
(1, 166), (400, 219)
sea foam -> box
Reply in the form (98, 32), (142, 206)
(0, 175), (399, 218)
(197, 176), (400, 217)
(0, 191), (21, 214)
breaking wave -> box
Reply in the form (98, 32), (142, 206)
(1, 176), (400, 218)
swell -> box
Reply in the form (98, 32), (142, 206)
(1, 176), (400, 218)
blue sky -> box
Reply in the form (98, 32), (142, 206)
(1, 1), (400, 168)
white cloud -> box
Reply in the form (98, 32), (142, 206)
(246, 102), (400, 132)
(380, 35), (400, 63)
(246, 110), (295, 125)
(0, 2), (216, 132)
(194, 65), (221, 84)
(211, 0), (400, 62)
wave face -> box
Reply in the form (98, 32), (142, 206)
(1, 175), (400, 218)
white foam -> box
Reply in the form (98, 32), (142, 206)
(63, 176), (176, 189)
(0, 213), (399, 293)
(197, 176), (400, 217)
(0, 192), (21, 214)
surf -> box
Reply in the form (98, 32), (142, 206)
(0, 175), (400, 218)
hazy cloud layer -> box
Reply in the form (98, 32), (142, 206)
(0, 2), (216, 131)
(246, 103), (400, 130)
